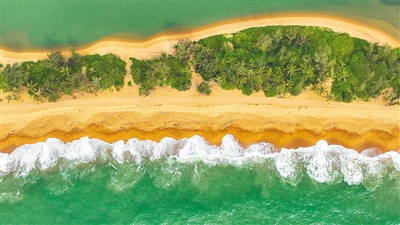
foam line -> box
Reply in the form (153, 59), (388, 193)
(1, 135), (399, 185)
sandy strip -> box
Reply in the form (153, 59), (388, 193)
(1, 74), (399, 153)
(1, 13), (399, 153)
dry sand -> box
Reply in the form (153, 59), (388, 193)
(1, 13), (399, 153)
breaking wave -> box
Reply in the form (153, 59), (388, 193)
(1, 134), (399, 186)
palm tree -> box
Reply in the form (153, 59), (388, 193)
(314, 84), (327, 96)
(152, 61), (170, 76)
(255, 57), (267, 69)
(285, 64), (298, 77)
(273, 28), (283, 43)
(302, 54), (312, 64)
(236, 75), (246, 88)
(365, 42), (378, 62)
(253, 74), (263, 91)
(301, 65), (315, 83)
(225, 56), (237, 69)
(160, 52), (168, 62)
(235, 61), (246, 77)
(214, 75), (224, 83)
(263, 68), (274, 81)
(335, 70), (349, 82)
(174, 39), (192, 62)
(89, 67), (96, 75)
(3, 63), (25, 93)
(295, 33), (307, 47)
(149, 60), (169, 85)
(46, 52), (65, 70)
(256, 67), (264, 77)
(33, 92), (42, 104)
(91, 76), (102, 92)
(26, 81), (38, 94)
(272, 67), (284, 84)
(377, 43), (392, 61)
(278, 45), (288, 63)
(139, 86), (150, 96)
(325, 94), (334, 103)
(245, 68), (255, 79)
(286, 28), (298, 44)
(257, 34), (272, 52)
(60, 66), (71, 78)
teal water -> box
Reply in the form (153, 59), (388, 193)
(1, 135), (400, 224)
(1, 0), (399, 49)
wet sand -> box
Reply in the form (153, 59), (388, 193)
(1, 79), (399, 153)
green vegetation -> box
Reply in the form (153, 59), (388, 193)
(21, 51), (84, 102)
(130, 40), (192, 96)
(190, 26), (400, 104)
(1, 26), (399, 105)
(0, 51), (126, 102)
(85, 53), (127, 92)
(2, 63), (26, 101)
(197, 81), (212, 95)
(0, 64), (5, 90)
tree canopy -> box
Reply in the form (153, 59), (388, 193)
(1, 26), (399, 105)
(130, 52), (192, 96)
(189, 26), (399, 104)
(0, 51), (126, 102)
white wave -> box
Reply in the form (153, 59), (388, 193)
(1, 135), (399, 186)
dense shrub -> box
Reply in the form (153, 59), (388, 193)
(191, 26), (400, 104)
(197, 81), (212, 95)
(85, 53), (127, 91)
(2, 51), (126, 102)
(130, 53), (191, 96)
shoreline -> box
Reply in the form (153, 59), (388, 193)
(1, 13), (399, 65)
(3, 125), (399, 155)
(1, 84), (399, 154)
(1, 13), (399, 154)
(3, 122), (399, 154)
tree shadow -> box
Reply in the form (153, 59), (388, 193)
(43, 33), (59, 48)
(380, 0), (400, 5)
(163, 20), (192, 35)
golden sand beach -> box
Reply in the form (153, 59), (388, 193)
(1, 13), (399, 153)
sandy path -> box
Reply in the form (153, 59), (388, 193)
(1, 13), (399, 153)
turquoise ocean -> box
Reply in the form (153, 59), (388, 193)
(1, 135), (400, 224)
(1, 0), (400, 224)
(1, 0), (399, 49)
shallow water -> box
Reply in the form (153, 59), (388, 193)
(1, 0), (399, 49)
(1, 135), (399, 224)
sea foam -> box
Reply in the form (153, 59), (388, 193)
(1, 135), (399, 186)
